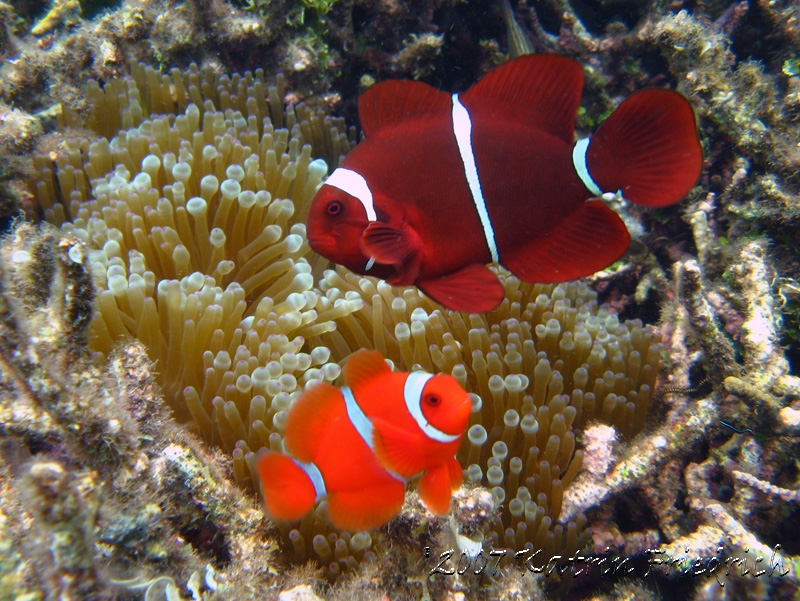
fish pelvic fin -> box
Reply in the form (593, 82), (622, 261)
(417, 264), (505, 313)
(584, 88), (702, 207)
(258, 451), (318, 522)
(447, 455), (463, 490)
(418, 462), (456, 515)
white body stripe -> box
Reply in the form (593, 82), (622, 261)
(325, 168), (377, 221)
(451, 93), (500, 264)
(343, 386), (407, 483)
(572, 138), (603, 197)
(343, 386), (375, 450)
(294, 459), (326, 500)
(404, 372), (461, 443)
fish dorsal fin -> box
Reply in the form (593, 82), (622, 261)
(343, 349), (392, 390)
(460, 54), (583, 144)
(284, 382), (342, 462)
(359, 80), (452, 137)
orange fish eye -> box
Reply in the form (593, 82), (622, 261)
(326, 200), (344, 216)
(424, 393), (441, 407)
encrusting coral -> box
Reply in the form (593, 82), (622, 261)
(24, 58), (667, 589)
(0, 224), (279, 599)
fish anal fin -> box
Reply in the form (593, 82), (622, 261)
(417, 264), (505, 313)
(360, 221), (423, 284)
(257, 451), (317, 522)
(343, 349), (392, 390)
(283, 382), (342, 462)
(327, 481), (406, 531)
(358, 80), (451, 137)
(461, 54), (583, 144)
(418, 463), (454, 515)
(587, 88), (702, 207)
(372, 416), (426, 478)
(503, 201), (630, 283)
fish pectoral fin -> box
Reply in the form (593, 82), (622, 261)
(360, 222), (422, 284)
(372, 416), (426, 478)
(343, 349), (392, 390)
(418, 463), (455, 516)
(417, 264), (505, 313)
(327, 481), (406, 531)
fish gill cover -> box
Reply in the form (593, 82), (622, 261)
(0, 1), (798, 600)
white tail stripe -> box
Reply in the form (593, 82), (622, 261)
(404, 372), (461, 443)
(451, 93), (499, 264)
(572, 137), (603, 197)
(293, 459), (326, 500)
(325, 168), (377, 221)
(343, 386), (407, 483)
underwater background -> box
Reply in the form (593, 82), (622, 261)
(0, 0), (799, 599)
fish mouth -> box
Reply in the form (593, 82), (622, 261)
(307, 235), (337, 255)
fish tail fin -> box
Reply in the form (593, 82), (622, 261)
(257, 451), (319, 522)
(581, 88), (702, 207)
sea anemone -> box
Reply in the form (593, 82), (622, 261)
(29, 60), (664, 578)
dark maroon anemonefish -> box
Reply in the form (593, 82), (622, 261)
(306, 54), (703, 313)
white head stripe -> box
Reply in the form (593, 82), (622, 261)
(572, 138), (603, 197)
(343, 386), (408, 484)
(451, 93), (499, 264)
(404, 372), (461, 443)
(325, 168), (377, 221)
(294, 459), (326, 500)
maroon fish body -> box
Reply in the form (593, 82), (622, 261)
(306, 55), (702, 312)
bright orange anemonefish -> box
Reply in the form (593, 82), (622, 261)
(257, 349), (472, 531)
(306, 54), (703, 313)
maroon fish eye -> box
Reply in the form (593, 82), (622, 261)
(326, 200), (343, 216)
